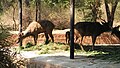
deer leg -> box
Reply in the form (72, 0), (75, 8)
(80, 36), (84, 44)
(49, 32), (54, 43)
(80, 36), (84, 51)
(65, 32), (68, 44)
(44, 32), (49, 44)
(75, 36), (79, 43)
(66, 36), (68, 44)
(33, 35), (38, 45)
(92, 36), (97, 50)
(65, 31), (70, 44)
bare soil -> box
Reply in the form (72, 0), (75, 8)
(5, 30), (120, 47)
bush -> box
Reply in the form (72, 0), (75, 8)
(0, 23), (27, 68)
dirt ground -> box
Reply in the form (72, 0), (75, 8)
(5, 30), (120, 47)
(6, 30), (120, 47)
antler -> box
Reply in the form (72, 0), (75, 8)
(100, 18), (107, 23)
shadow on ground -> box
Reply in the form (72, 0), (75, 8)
(74, 43), (120, 63)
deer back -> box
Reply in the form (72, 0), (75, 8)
(38, 20), (55, 31)
(74, 22), (110, 36)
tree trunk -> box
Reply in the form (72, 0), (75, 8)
(110, 0), (118, 26)
(25, 0), (31, 28)
(35, 0), (41, 21)
(12, 5), (17, 30)
(35, 0), (38, 21)
(104, 0), (118, 27)
(38, 0), (41, 21)
(91, 0), (101, 22)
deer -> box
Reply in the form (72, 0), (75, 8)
(65, 20), (111, 50)
(65, 31), (70, 44)
(111, 25), (120, 40)
(17, 20), (55, 45)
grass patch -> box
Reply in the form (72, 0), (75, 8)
(83, 46), (120, 63)
(93, 46), (120, 63)
(74, 49), (109, 57)
(21, 42), (70, 54)
(14, 43), (120, 63)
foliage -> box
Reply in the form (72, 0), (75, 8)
(0, 47), (16, 68)
(0, 22), (11, 47)
(0, 0), (120, 30)
(0, 25), (10, 40)
(75, 0), (102, 22)
(0, 22), (27, 68)
(44, 0), (69, 8)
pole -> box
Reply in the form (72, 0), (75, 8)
(18, 0), (22, 47)
(70, 0), (75, 59)
(35, 0), (38, 21)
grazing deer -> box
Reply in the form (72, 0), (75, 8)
(111, 25), (120, 40)
(17, 20), (55, 45)
(65, 20), (111, 50)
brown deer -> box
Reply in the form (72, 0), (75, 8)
(17, 20), (55, 45)
(65, 21), (111, 50)
(111, 25), (120, 40)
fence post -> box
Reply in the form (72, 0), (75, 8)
(18, 0), (22, 47)
(70, 0), (75, 59)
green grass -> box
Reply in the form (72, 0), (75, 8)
(74, 50), (109, 56)
(21, 42), (70, 54)
(15, 43), (120, 63)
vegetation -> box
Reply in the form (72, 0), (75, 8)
(22, 42), (70, 54)
(0, 22), (27, 68)
(17, 42), (120, 63)
(0, 0), (120, 67)
(0, 0), (120, 30)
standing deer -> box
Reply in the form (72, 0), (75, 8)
(17, 20), (55, 45)
(75, 21), (111, 50)
(65, 20), (111, 50)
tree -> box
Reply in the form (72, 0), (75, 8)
(24, 0), (31, 29)
(104, 0), (119, 27)
(90, 0), (101, 22)
(25, 0), (31, 23)
(75, 0), (102, 22)
(35, 0), (41, 21)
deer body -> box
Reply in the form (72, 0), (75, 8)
(65, 22), (111, 50)
(18, 20), (55, 45)
(74, 22), (111, 50)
